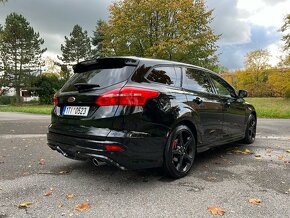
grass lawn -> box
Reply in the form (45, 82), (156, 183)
(0, 104), (53, 115)
(0, 98), (289, 118)
(245, 98), (290, 118)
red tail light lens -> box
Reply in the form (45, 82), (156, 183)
(105, 145), (124, 151)
(96, 87), (159, 106)
(53, 95), (59, 106)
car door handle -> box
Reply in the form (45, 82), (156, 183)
(193, 97), (203, 104)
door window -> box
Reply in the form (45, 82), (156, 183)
(210, 74), (236, 97)
(182, 68), (213, 93)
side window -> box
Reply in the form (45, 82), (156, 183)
(210, 74), (236, 97)
(182, 68), (213, 93)
(146, 66), (181, 87)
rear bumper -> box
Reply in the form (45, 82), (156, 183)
(47, 129), (166, 170)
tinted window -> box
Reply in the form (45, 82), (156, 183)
(209, 74), (236, 97)
(146, 66), (181, 87)
(61, 66), (135, 92)
(183, 68), (212, 93)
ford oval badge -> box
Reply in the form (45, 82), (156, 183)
(68, 96), (76, 103)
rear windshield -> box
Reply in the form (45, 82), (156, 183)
(61, 66), (136, 92)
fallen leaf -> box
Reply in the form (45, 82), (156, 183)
(75, 202), (90, 212)
(66, 194), (76, 199)
(248, 198), (262, 205)
(266, 154), (272, 157)
(18, 202), (32, 209)
(232, 148), (253, 155)
(68, 213), (74, 217)
(255, 154), (261, 157)
(39, 159), (45, 165)
(255, 157), (262, 160)
(277, 156), (285, 161)
(58, 203), (63, 208)
(207, 206), (225, 216)
(59, 171), (69, 174)
(286, 150), (290, 153)
(207, 176), (217, 181)
(244, 149), (254, 154)
(44, 190), (52, 197)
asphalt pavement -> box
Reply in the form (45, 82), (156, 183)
(0, 112), (289, 218)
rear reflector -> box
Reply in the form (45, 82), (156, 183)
(53, 95), (59, 106)
(105, 145), (124, 151)
(96, 87), (159, 106)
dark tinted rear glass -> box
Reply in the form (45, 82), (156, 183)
(146, 66), (181, 87)
(61, 66), (136, 92)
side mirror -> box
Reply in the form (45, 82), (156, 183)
(238, 90), (248, 98)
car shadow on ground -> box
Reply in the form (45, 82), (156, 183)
(49, 142), (250, 184)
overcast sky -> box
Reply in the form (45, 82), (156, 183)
(0, 0), (289, 70)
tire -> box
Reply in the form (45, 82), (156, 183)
(242, 114), (257, 144)
(163, 125), (196, 179)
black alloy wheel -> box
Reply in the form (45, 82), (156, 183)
(163, 125), (196, 178)
(243, 114), (256, 144)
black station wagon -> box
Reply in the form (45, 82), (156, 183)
(47, 57), (257, 178)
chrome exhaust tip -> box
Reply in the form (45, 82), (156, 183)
(93, 158), (100, 167)
(56, 146), (68, 157)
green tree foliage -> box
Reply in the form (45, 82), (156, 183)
(92, 20), (106, 58)
(279, 14), (290, 67)
(244, 49), (271, 72)
(98, 0), (219, 70)
(281, 14), (290, 51)
(59, 24), (92, 65)
(0, 13), (46, 103)
(33, 73), (65, 104)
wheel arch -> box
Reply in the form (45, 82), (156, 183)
(171, 118), (199, 146)
(251, 111), (257, 120)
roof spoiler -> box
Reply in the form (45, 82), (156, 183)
(73, 58), (139, 73)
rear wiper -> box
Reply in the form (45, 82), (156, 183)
(74, 83), (100, 90)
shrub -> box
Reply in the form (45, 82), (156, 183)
(0, 96), (16, 105)
(285, 89), (290, 98)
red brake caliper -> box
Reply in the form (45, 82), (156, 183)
(171, 139), (177, 150)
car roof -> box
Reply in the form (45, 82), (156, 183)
(77, 56), (214, 73)
(111, 56), (214, 72)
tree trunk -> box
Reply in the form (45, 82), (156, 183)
(15, 86), (21, 104)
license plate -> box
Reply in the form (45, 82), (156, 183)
(63, 106), (90, 116)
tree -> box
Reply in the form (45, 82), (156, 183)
(0, 13), (46, 103)
(279, 14), (290, 67)
(59, 24), (92, 65)
(33, 73), (64, 104)
(281, 14), (290, 51)
(92, 20), (106, 58)
(244, 49), (271, 72)
(99, 0), (219, 70)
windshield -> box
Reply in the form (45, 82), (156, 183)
(61, 66), (136, 92)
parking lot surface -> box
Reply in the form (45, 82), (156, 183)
(0, 112), (289, 217)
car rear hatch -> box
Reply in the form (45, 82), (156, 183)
(50, 58), (139, 139)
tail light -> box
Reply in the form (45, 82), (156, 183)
(105, 145), (124, 151)
(53, 95), (59, 106)
(96, 87), (159, 106)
